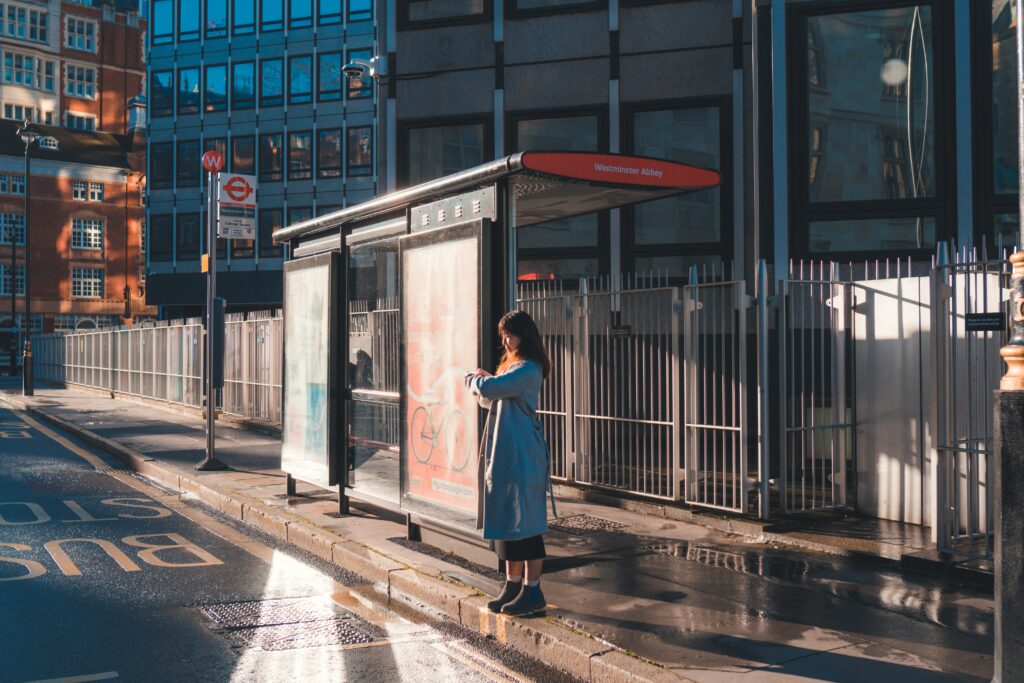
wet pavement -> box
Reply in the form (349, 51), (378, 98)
(0, 403), (576, 683)
(0, 383), (998, 682)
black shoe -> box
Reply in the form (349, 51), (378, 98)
(487, 580), (523, 613)
(500, 584), (546, 616)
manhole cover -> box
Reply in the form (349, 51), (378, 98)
(198, 597), (385, 652)
(549, 514), (627, 535)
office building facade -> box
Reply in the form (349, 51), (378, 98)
(144, 0), (377, 317)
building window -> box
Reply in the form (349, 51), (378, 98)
(3, 104), (38, 122)
(346, 48), (372, 100)
(319, 0), (342, 24)
(179, 0), (200, 41)
(231, 233), (254, 259)
(9, 174), (24, 195)
(624, 105), (725, 276)
(204, 138), (228, 174)
(0, 213), (25, 244)
(347, 126), (373, 176)
(792, 4), (946, 256)
(177, 140), (201, 188)
(401, 119), (485, 187)
(207, 0), (228, 38)
(6, 5), (48, 42)
(205, 64), (228, 112)
(260, 58), (283, 107)
(152, 0), (174, 44)
(0, 175), (6, 193)
(288, 131), (313, 180)
(149, 214), (173, 261)
(259, 208), (283, 257)
(260, 133), (284, 182)
(71, 268), (104, 298)
(400, 0), (485, 27)
(232, 61), (255, 110)
(72, 180), (87, 200)
(290, 0), (313, 28)
(89, 182), (103, 202)
(150, 142), (174, 190)
(66, 65), (97, 99)
(261, 0), (283, 31)
(1, 54), (55, 93)
(72, 218), (104, 250)
(288, 55), (313, 104)
(233, 0), (255, 34)
(318, 52), (342, 102)
(178, 67), (200, 114)
(176, 213), (200, 259)
(0, 264), (25, 296)
(981, 0), (1020, 249)
(318, 129), (342, 178)
(232, 135), (256, 174)
(288, 206), (313, 224)
(507, 0), (602, 17)
(512, 112), (603, 279)
(66, 17), (97, 52)
(349, 0), (372, 22)
(151, 70), (174, 117)
(67, 112), (96, 131)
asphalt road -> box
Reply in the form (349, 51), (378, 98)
(0, 404), (573, 683)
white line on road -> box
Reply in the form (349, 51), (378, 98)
(24, 672), (119, 683)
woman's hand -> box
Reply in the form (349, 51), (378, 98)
(473, 369), (492, 377)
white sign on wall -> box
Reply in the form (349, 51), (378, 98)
(216, 173), (257, 240)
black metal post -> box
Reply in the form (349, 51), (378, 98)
(993, 6), (1024, 681)
(21, 139), (31, 395)
(196, 169), (226, 471)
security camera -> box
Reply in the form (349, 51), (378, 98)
(343, 55), (387, 84)
(342, 61), (368, 79)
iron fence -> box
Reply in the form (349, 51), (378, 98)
(32, 310), (281, 424)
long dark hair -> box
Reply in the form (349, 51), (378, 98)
(496, 310), (551, 379)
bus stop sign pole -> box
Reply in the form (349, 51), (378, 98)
(196, 150), (228, 472)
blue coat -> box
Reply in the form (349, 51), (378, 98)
(466, 360), (550, 541)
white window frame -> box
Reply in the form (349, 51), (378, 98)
(72, 179), (87, 200)
(65, 16), (97, 53)
(0, 175), (7, 194)
(0, 264), (25, 296)
(72, 218), (103, 250)
(9, 174), (24, 195)
(88, 182), (103, 202)
(71, 267), (104, 298)
(1, 51), (56, 93)
(0, 213), (25, 244)
(65, 63), (96, 100)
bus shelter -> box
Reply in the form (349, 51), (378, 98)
(273, 151), (719, 551)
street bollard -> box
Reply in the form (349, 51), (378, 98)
(994, 391), (1024, 683)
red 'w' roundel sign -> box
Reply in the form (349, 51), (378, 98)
(202, 150), (225, 173)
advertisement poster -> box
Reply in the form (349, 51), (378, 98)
(402, 233), (480, 522)
(282, 255), (334, 488)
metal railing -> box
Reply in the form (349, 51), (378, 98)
(32, 310), (281, 424)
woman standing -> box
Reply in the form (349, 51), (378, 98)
(465, 310), (552, 617)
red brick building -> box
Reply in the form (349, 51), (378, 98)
(0, 1), (145, 134)
(0, 116), (153, 349)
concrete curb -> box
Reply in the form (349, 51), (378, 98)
(6, 397), (693, 683)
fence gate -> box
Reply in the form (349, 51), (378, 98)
(934, 256), (1009, 561)
(778, 271), (854, 514)
(518, 283), (574, 482)
(682, 281), (749, 513)
(573, 284), (682, 500)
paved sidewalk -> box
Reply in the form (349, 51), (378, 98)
(1, 383), (995, 682)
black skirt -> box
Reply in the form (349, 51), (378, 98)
(494, 534), (546, 561)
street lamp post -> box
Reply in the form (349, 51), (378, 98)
(16, 124), (37, 395)
(16, 123), (57, 397)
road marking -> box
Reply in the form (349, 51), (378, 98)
(61, 500), (117, 523)
(44, 538), (142, 576)
(14, 411), (110, 471)
(24, 673), (119, 683)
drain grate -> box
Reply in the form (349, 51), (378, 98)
(198, 597), (385, 652)
(549, 514), (627, 535)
